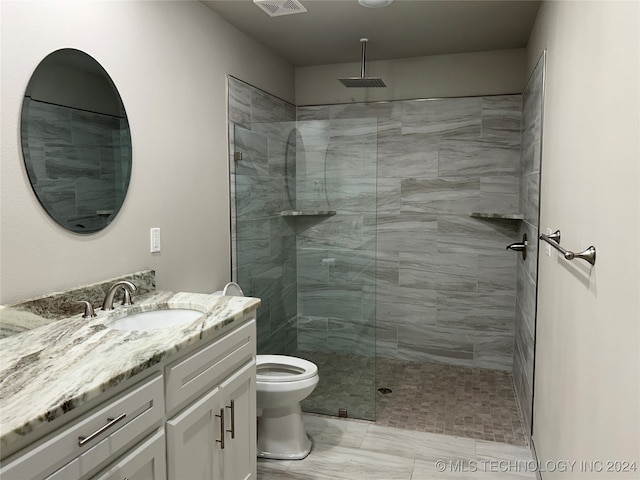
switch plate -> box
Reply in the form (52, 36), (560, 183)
(150, 228), (161, 253)
(545, 227), (552, 257)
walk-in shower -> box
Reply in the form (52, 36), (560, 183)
(228, 64), (543, 444)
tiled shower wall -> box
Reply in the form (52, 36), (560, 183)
(293, 118), (378, 357)
(514, 55), (544, 429)
(298, 96), (523, 371)
(21, 98), (130, 230)
(228, 77), (298, 355)
(229, 77), (527, 372)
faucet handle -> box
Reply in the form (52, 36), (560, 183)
(76, 301), (96, 319)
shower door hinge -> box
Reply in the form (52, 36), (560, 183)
(234, 152), (243, 161)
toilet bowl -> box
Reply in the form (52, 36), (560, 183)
(256, 355), (319, 460)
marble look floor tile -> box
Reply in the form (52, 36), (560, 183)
(412, 459), (476, 480)
(286, 444), (415, 480)
(360, 424), (476, 462)
(303, 414), (370, 449)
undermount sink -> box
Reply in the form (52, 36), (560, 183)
(106, 308), (203, 331)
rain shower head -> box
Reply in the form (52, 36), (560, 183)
(338, 38), (387, 88)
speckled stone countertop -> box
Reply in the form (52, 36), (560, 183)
(0, 290), (260, 450)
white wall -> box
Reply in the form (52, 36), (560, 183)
(295, 48), (527, 105)
(0, 1), (294, 304)
(528, 1), (639, 477)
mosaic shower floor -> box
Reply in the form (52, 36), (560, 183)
(298, 351), (528, 446)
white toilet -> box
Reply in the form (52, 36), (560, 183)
(256, 354), (319, 460)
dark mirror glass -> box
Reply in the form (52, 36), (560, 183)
(21, 49), (132, 234)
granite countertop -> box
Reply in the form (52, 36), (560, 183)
(0, 291), (260, 450)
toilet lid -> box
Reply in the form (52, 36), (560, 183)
(256, 355), (318, 382)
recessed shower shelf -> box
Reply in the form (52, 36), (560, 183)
(470, 212), (524, 221)
(280, 210), (336, 217)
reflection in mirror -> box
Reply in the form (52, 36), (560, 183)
(21, 48), (132, 234)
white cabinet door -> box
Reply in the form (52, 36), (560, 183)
(166, 387), (223, 480)
(91, 430), (166, 480)
(219, 361), (256, 480)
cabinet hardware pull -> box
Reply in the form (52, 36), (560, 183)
(215, 408), (225, 449)
(226, 400), (235, 439)
(78, 413), (127, 447)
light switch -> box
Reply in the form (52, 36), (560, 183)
(150, 228), (161, 253)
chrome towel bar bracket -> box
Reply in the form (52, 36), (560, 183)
(539, 230), (596, 266)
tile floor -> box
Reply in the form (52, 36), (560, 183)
(299, 352), (528, 446)
(258, 414), (537, 480)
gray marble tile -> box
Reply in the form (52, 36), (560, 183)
(378, 212), (438, 254)
(437, 291), (516, 333)
(375, 250), (399, 293)
(285, 443), (414, 480)
(480, 175), (521, 196)
(234, 126), (269, 177)
(398, 252), (439, 290)
(402, 97), (482, 137)
(234, 174), (285, 218)
(401, 177), (480, 215)
(327, 319), (375, 355)
(378, 132), (439, 178)
(303, 415), (369, 449)
(376, 283), (436, 308)
(436, 253), (479, 293)
(477, 254), (517, 294)
(376, 178), (401, 215)
(328, 249), (375, 286)
(481, 95), (522, 141)
(299, 286), (364, 323)
(296, 105), (332, 121)
(298, 248), (330, 286)
(228, 77), (252, 129)
(439, 138), (520, 177)
(375, 321), (398, 358)
(363, 424), (476, 462)
(522, 172), (540, 226)
(251, 87), (286, 123)
(474, 331), (514, 371)
(377, 300), (437, 328)
(397, 324), (475, 366)
(235, 218), (270, 267)
(411, 459), (476, 480)
(325, 177), (377, 214)
(297, 316), (328, 351)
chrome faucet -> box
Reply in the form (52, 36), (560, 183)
(101, 280), (137, 310)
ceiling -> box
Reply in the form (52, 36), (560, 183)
(201, 0), (541, 67)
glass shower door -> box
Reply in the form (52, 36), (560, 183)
(233, 117), (378, 421)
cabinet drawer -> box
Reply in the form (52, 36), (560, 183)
(91, 429), (166, 480)
(1, 373), (164, 480)
(165, 319), (255, 414)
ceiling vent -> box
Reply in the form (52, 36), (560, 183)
(253, 0), (307, 17)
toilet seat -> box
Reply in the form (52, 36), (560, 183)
(256, 355), (318, 382)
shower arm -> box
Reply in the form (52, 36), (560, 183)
(360, 38), (367, 79)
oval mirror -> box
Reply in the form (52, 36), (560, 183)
(21, 49), (132, 234)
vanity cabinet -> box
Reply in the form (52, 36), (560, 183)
(0, 315), (257, 480)
(0, 373), (165, 480)
(166, 319), (256, 480)
(90, 429), (166, 480)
